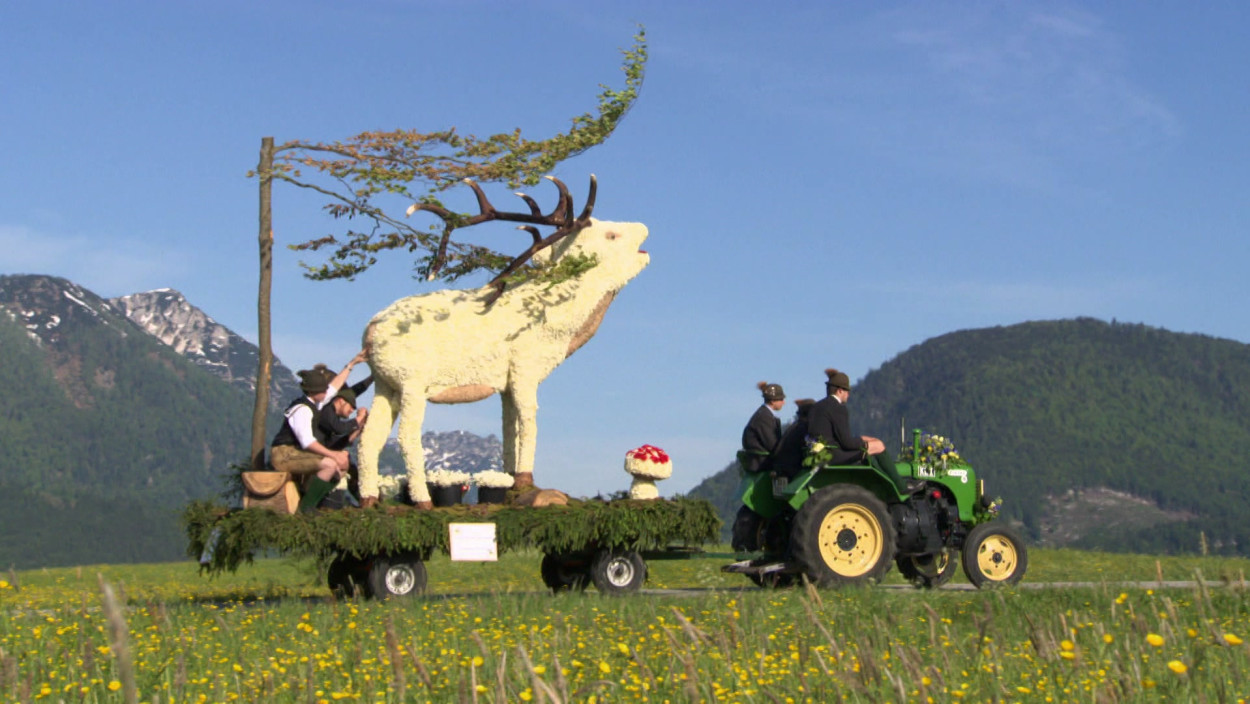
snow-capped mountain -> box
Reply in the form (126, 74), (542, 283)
(109, 288), (302, 408)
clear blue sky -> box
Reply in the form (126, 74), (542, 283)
(3, 1), (1247, 498)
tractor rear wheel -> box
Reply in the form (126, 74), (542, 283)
(731, 506), (765, 552)
(791, 485), (895, 587)
(961, 522), (1027, 588)
(896, 549), (957, 589)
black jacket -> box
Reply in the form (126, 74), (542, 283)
(741, 404), (782, 472)
(805, 395), (866, 465)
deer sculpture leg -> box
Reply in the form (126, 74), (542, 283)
(501, 389), (522, 485)
(356, 377), (398, 507)
(505, 381), (540, 487)
(398, 391), (432, 507)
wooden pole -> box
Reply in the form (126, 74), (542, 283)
(251, 136), (275, 471)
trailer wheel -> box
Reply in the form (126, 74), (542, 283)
(896, 549), (957, 589)
(962, 522), (1027, 588)
(589, 550), (646, 595)
(327, 554), (369, 598)
(540, 553), (590, 593)
(367, 552), (428, 599)
(791, 485), (895, 587)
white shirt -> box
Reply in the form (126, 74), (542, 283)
(285, 383), (340, 449)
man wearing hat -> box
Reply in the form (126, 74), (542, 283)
(740, 381), (786, 473)
(806, 368), (913, 494)
(317, 380), (372, 454)
(270, 349), (368, 512)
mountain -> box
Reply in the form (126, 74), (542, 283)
(690, 318), (1250, 556)
(0, 274), (260, 566)
(109, 288), (302, 409)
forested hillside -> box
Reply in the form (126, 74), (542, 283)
(0, 296), (257, 566)
(691, 319), (1250, 556)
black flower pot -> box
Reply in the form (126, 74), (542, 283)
(427, 483), (466, 507)
(477, 486), (508, 505)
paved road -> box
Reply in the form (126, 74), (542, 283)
(643, 580), (1243, 595)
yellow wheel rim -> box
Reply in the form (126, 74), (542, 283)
(816, 503), (883, 577)
(976, 534), (1019, 581)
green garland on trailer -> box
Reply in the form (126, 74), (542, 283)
(184, 497), (721, 575)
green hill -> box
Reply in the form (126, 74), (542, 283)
(690, 318), (1250, 556)
(0, 281), (259, 567)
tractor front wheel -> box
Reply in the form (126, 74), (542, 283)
(791, 486), (896, 587)
(961, 522), (1028, 588)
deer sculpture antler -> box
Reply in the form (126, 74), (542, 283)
(407, 175), (598, 304)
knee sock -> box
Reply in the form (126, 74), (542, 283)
(299, 477), (336, 513)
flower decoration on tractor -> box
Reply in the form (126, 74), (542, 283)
(899, 433), (967, 477)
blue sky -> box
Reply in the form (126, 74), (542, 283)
(3, 2), (1247, 498)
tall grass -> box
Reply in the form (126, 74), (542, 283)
(2, 549), (1249, 702)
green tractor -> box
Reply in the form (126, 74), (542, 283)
(724, 430), (1027, 589)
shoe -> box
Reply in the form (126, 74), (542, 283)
(903, 479), (925, 494)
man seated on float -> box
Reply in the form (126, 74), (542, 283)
(805, 368), (914, 494)
(770, 398), (814, 479)
(316, 380), (371, 503)
(270, 350), (368, 512)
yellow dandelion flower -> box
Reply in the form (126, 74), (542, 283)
(599, 661), (612, 674)
(471, 656), (484, 667)
(1225, 633), (1243, 646)
(519, 689), (534, 702)
(475, 685), (488, 693)
(1060, 640), (1075, 651)
(921, 676), (932, 686)
(1017, 687), (1032, 694)
(617, 643), (630, 655)
(108, 681), (122, 692)
(0, 580), (9, 589)
(1059, 651), (1075, 660)
(1168, 660), (1188, 675)
(1187, 628), (1199, 638)
(1146, 633), (1164, 647)
(532, 665), (546, 674)
(1103, 634), (1114, 644)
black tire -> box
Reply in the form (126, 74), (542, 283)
(367, 552), (428, 599)
(327, 554), (369, 598)
(731, 506), (765, 552)
(540, 553), (590, 593)
(896, 549), (957, 589)
(589, 550), (647, 595)
(961, 522), (1028, 588)
(790, 485), (896, 587)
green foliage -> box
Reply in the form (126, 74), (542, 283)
(185, 497), (721, 575)
(270, 30), (647, 285)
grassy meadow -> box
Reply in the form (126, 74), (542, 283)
(3, 549), (1250, 703)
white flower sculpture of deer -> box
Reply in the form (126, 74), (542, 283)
(356, 176), (650, 508)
